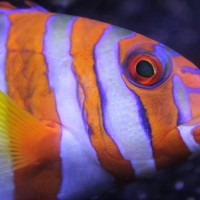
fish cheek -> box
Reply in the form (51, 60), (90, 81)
(153, 128), (190, 170)
(142, 84), (190, 169)
(122, 74), (189, 169)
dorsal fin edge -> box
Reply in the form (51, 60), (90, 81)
(0, 1), (48, 12)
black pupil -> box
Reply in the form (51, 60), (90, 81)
(136, 60), (154, 78)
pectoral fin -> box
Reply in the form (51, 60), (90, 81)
(0, 91), (60, 173)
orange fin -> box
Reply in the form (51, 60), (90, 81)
(0, 2), (16, 10)
(0, 91), (58, 173)
(0, 1), (47, 12)
(24, 0), (48, 11)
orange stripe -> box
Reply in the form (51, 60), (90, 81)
(172, 56), (200, 88)
(6, 12), (61, 200)
(189, 93), (200, 118)
(119, 33), (157, 64)
(71, 17), (134, 181)
(155, 127), (190, 168)
(192, 126), (200, 144)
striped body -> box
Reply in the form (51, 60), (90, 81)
(0, 2), (200, 200)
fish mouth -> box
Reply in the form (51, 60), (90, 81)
(177, 115), (200, 156)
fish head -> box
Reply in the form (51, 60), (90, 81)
(111, 30), (200, 178)
(95, 25), (200, 179)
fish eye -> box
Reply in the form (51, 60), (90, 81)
(123, 44), (172, 88)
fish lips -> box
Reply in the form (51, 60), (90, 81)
(177, 115), (200, 157)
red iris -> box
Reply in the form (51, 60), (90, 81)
(127, 54), (163, 86)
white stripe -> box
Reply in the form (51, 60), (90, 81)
(0, 14), (8, 93)
(0, 13), (14, 200)
(44, 15), (114, 199)
(178, 124), (200, 156)
(173, 75), (192, 123)
(95, 26), (156, 178)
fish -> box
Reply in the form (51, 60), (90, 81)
(0, 1), (200, 200)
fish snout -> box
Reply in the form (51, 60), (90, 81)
(177, 116), (200, 157)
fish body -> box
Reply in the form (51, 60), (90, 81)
(0, 1), (200, 200)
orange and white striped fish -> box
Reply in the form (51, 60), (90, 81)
(0, 1), (200, 200)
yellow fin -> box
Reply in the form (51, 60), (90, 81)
(0, 91), (50, 173)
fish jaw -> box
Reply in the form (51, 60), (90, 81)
(178, 116), (200, 157)
(153, 117), (200, 171)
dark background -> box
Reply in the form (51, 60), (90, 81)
(14, 0), (200, 199)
